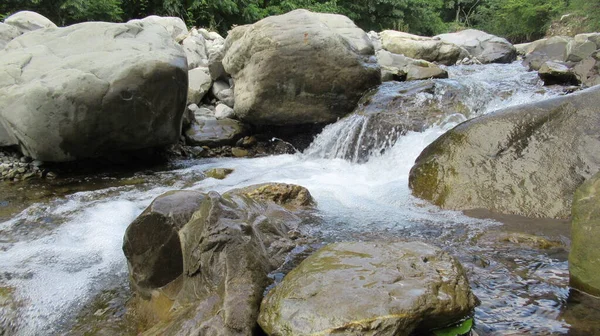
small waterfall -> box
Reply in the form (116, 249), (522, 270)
(304, 62), (564, 163)
(302, 114), (406, 163)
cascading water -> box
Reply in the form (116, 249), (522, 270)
(0, 62), (590, 335)
(305, 62), (563, 163)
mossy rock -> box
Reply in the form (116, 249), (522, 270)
(203, 167), (234, 180)
(258, 241), (476, 335)
(409, 85), (600, 219)
(570, 171), (600, 296)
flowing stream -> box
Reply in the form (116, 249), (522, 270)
(1, 62), (598, 335)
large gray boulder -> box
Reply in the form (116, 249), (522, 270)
(0, 23), (20, 50)
(258, 241), (476, 335)
(409, 86), (600, 219)
(3, 11), (56, 34)
(0, 21), (188, 161)
(380, 30), (465, 65)
(435, 29), (517, 64)
(570, 171), (600, 296)
(222, 9), (381, 126)
(130, 183), (315, 336)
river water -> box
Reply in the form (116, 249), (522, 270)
(1, 62), (597, 335)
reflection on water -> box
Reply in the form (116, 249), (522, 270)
(1, 63), (598, 335)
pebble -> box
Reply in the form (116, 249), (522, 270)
(0, 150), (44, 182)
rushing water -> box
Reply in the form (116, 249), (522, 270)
(0, 62), (595, 335)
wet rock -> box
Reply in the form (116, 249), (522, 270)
(0, 21), (187, 162)
(223, 9), (380, 126)
(242, 183), (314, 208)
(0, 286), (19, 335)
(231, 147), (249, 157)
(570, 172), (600, 296)
(4, 11), (56, 34)
(258, 241), (476, 335)
(135, 184), (315, 335)
(123, 190), (206, 297)
(436, 29), (517, 64)
(409, 85), (600, 219)
(380, 30), (464, 66)
(203, 168), (234, 180)
(184, 118), (246, 147)
(236, 136), (257, 148)
(538, 61), (579, 85)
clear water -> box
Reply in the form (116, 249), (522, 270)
(0, 62), (593, 335)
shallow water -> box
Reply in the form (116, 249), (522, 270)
(1, 62), (598, 335)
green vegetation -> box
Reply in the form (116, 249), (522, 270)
(1, 0), (599, 41)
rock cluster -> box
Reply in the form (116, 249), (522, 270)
(123, 185), (476, 336)
(519, 33), (600, 86)
(0, 150), (46, 181)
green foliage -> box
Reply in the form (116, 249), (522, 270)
(60, 0), (123, 24)
(567, 0), (600, 32)
(472, 0), (567, 43)
(2, 0), (597, 43)
(433, 318), (474, 336)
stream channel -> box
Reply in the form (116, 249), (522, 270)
(1, 62), (600, 335)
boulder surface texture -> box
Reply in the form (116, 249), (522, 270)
(223, 9), (381, 126)
(258, 241), (476, 336)
(380, 30), (464, 65)
(409, 86), (600, 219)
(0, 20), (187, 161)
(435, 29), (517, 64)
(124, 183), (315, 336)
(570, 172), (600, 296)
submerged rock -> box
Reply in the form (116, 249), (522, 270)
(409, 85), (600, 219)
(258, 241), (476, 335)
(127, 183), (315, 335)
(203, 167), (234, 179)
(380, 30), (464, 66)
(222, 9), (380, 126)
(435, 29), (517, 64)
(570, 172), (600, 296)
(0, 20), (187, 162)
